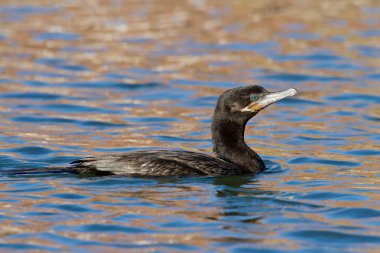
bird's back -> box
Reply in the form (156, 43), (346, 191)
(70, 150), (249, 176)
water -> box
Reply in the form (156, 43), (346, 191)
(0, 1), (379, 252)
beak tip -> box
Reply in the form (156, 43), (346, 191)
(289, 88), (298, 96)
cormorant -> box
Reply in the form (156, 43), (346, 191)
(10, 85), (297, 177)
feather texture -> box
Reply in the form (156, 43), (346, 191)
(70, 150), (249, 176)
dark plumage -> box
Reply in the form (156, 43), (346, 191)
(70, 151), (246, 176)
(9, 85), (297, 177)
(70, 85), (297, 176)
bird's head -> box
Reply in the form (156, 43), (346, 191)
(214, 85), (298, 122)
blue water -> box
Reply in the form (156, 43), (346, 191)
(0, 1), (380, 252)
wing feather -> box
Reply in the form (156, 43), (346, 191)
(70, 150), (245, 176)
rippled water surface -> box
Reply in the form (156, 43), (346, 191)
(1, 1), (380, 252)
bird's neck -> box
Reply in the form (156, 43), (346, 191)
(211, 116), (264, 173)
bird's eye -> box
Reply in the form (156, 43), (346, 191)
(250, 94), (259, 102)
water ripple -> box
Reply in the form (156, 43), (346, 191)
(287, 157), (361, 167)
(260, 72), (351, 83)
(328, 208), (380, 219)
(287, 230), (380, 244)
(35, 203), (100, 213)
(69, 224), (154, 233)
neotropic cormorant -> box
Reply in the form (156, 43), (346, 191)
(10, 85), (297, 177)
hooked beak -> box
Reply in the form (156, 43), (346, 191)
(241, 88), (298, 112)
